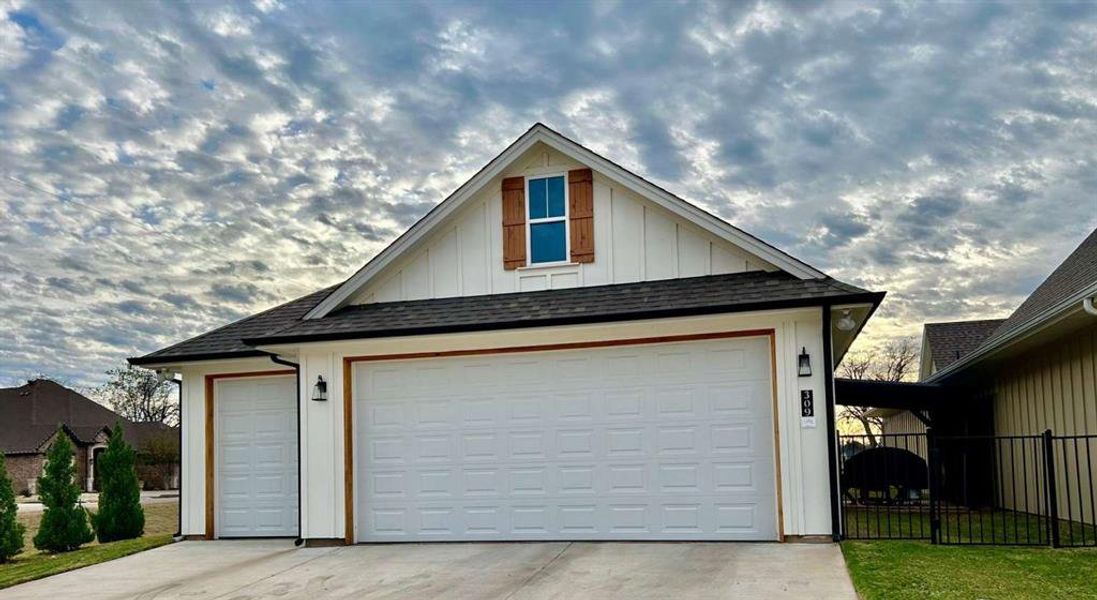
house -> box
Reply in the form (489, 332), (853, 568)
(877, 227), (1097, 521)
(880, 227), (1097, 437)
(129, 123), (884, 544)
(0, 379), (179, 494)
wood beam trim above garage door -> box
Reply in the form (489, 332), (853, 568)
(341, 328), (781, 545)
(204, 370), (295, 540)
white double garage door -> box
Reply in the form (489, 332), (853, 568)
(354, 336), (779, 542)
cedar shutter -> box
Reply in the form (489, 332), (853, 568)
(502, 176), (526, 270)
(568, 168), (594, 263)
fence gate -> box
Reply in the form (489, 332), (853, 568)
(838, 430), (1097, 547)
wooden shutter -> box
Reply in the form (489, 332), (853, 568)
(502, 176), (526, 270)
(568, 168), (594, 263)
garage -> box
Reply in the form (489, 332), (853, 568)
(214, 375), (298, 538)
(353, 335), (779, 542)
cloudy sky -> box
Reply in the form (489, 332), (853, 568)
(2, 0), (1096, 388)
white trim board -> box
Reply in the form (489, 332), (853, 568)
(305, 124), (826, 320)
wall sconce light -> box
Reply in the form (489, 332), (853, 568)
(798, 347), (812, 377)
(312, 375), (328, 401)
(836, 309), (857, 332)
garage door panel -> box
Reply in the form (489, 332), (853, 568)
(355, 337), (777, 541)
(215, 376), (297, 538)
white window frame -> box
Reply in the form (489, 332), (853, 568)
(525, 173), (571, 267)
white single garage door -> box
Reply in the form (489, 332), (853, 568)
(215, 375), (298, 537)
(354, 336), (778, 542)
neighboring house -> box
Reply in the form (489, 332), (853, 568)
(130, 123), (884, 544)
(0, 379), (179, 494)
(877, 319), (1005, 437)
(875, 227), (1097, 519)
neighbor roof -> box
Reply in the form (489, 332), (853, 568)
(988, 227), (1097, 343)
(0, 380), (125, 453)
(927, 227), (1097, 382)
(924, 319), (1006, 372)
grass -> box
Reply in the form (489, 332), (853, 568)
(843, 505), (1097, 545)
(0, 501), (178, 589)
(843, 540), (1097, 600)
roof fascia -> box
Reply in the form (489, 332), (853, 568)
(305, 124), (826, 320)
(926, 281), (1097, 383)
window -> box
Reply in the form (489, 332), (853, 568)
(527, 175), (567, 264)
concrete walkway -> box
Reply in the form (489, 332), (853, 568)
(0, 540), (857, 599)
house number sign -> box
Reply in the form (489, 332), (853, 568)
(800, 390), (816, 428)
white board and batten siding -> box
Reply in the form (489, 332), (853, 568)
(351, 143), (772, 304)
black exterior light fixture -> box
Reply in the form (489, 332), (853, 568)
(312, 375), (328, 401)
(798, 347), (812, 377)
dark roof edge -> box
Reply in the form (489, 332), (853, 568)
(128, 349), (269, 367)
(245, 291), (886, 347)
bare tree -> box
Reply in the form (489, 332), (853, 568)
(838, 336), (920, 446)
(94, 365), (178, 425)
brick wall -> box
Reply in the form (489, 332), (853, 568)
(5, 454), (44, 496)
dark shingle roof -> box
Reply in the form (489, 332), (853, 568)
(129, 286), (337, 365)
(924, 319), (1006, 371)
(1, 380), (121, 453)
(988, 227), (1097, 343)
(245, 271), (882, 346)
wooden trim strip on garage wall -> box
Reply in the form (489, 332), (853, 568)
(204, 370), (296, 540)
(341, 328), (783, 545)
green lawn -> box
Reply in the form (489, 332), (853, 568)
(0, 502), (178, 589)
(843, 505), (1097, 545)
(843, 541), (1097, 600)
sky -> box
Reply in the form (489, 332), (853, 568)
(1, 0), (1096, 389)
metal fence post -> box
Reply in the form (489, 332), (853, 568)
(1043, 429), (1061, 548)
(927, 427), (940, 544)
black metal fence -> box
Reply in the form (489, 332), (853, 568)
(839, 430), (1097, 547)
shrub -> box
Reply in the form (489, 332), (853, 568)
(0, 453), (26, 562)
(93, 424), (144, 542)
(33, 431), (94, 553)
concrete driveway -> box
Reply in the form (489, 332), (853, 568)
(0, 540), (857, 600)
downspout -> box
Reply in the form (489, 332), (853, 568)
(268, 354), (305, 548)
(165, 375), (182, 542)
(821, 305), (842, 542)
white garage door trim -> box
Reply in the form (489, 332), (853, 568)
(344, 330), (783, 543)
(208, 372), (299, 539)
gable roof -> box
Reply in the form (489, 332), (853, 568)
(989, 227), (1097, 343)
(0, 379), (121, 453)
(927, 227), (1097, 382)
(923, 319), (1005, 372)
(244, 271), (881, 346)
(303, 123), (827, 320)
(129, 286), (336, 365)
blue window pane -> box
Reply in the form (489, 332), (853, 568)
(546, 176), (565, 217)
(529, 178), (547, 219)
(530, 221), (566, 263)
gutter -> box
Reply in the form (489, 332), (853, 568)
(245, 292), (888, 347)
(926, 281), (1097, 384)
(267, 354), (305, 548)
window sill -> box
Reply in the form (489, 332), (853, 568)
(517, 262), (580, 272)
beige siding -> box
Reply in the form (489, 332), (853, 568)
(994, 323), (1097, 524)
(881, 411), (928, 458)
